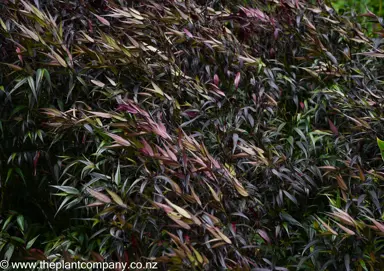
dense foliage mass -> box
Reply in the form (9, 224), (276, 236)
(332, 0), (383, 16)
(0, 0), (384, 270)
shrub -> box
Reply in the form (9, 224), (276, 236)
(0, 0), (384, 270)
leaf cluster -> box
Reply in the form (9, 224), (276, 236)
(0, 0), (384, 270)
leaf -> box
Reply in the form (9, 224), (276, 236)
(141, 139), (154, 156)
(234, 72), (241, 89)
(232, 133), (239, 154)
(191, 247), (203, 264)
(0, 63), (23, 71)
(106, 189), (126, 207)
(164, 198), (191, 219)
(357, 165), (365, 182)
(93, 13), (110, 26)
(27, 76), (37, 102)
(106, 133), (131, 147)
(257, 229), (271, 244)
(16, 215), (24, 232)
(35, 69), (44, 92)
(154, 202), (173, 213)
(328, 208), (355, 226)
(114, 162), (121, 185)
(2, 215), (14, 231)
(232, 177), (249, 197)
(167, 214), (191, 229)
(359, 260), (368, 271)
(129, 9), (144, 20)
(9, 78), (28, 96)
(377, 138), (384, 161)
(328, 119), (339, 136)
(300, 67), (319, 78)
(345, 254), (351, 271)
(55, 196), (73, 217)
(213, 74), (219, 86)
(318, 166), (337, 171)
(334, 221), (355, 235)
(5, 168), (13, 184)
(204, 182), (220, 202)
(105, 76), (116, 86)
(26, 235), (39, 250)
(214, 227), (232, 244)
(0, 18), (6, 30)
(82, 32), (95, 42)
(87, 201), (105, 207)
(88, 111), (112, 118)
(51, 185), (80, 195)
(51, 51), (67, 67)
(325, 51), (338, 65)
(366, 217), (384, 233)
(281, 213), (303, 228)
(91, 80), (105, 88)
(358, 51), (384, 58)
(336, 175), (348, 191)
(283, 190), (298, 205)
(86, 188), (111, 203)
(150, 81), (164, 96)
(17, 24), (39, 41)
(4, 244), (14, 261)
(294, 128), (307, 142)
(183, 28), (193, 38)
(190, 186), (202, 206)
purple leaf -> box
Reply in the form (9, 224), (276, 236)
(257, 229), (271, 244)
(117, 104), (139, 114)
(328, 119), (339, 136)
(93, 13), (110, 26)
(214, 74), (219, 86)
(234, 72), (241, 89)
(140, 139), (154, 156)
(183, 28), (193, 38)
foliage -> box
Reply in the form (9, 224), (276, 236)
(331, 0), (384, 35)
(332, 0), (383, 16)
(0, 0), (384, 270)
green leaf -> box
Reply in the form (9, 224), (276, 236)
(51, 185), (80, 195)
(106, 189), (126, 207)
(26, 235), (39, 250)
(114, 162), (121, 185)
(43, 69), (51, 92)
(4, 244), (14, 261)
(51, 50), (67, 67)
(16, 215), (24, 233)
(0, 18), (6, 30)
(55, 196), (73, 217)
(2, 215), (14, 231)
(359, 260), (368, 271)
(6, 168), (13, 184)
(377, 137), (384, 161)
(35, 68), (44, 92)
(9, 78), (28, 96)
(150, 81), (164, 96)
(10, 236), (25, 244)
(27, 76), (37, 102)
(294, 128), (307, 142)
